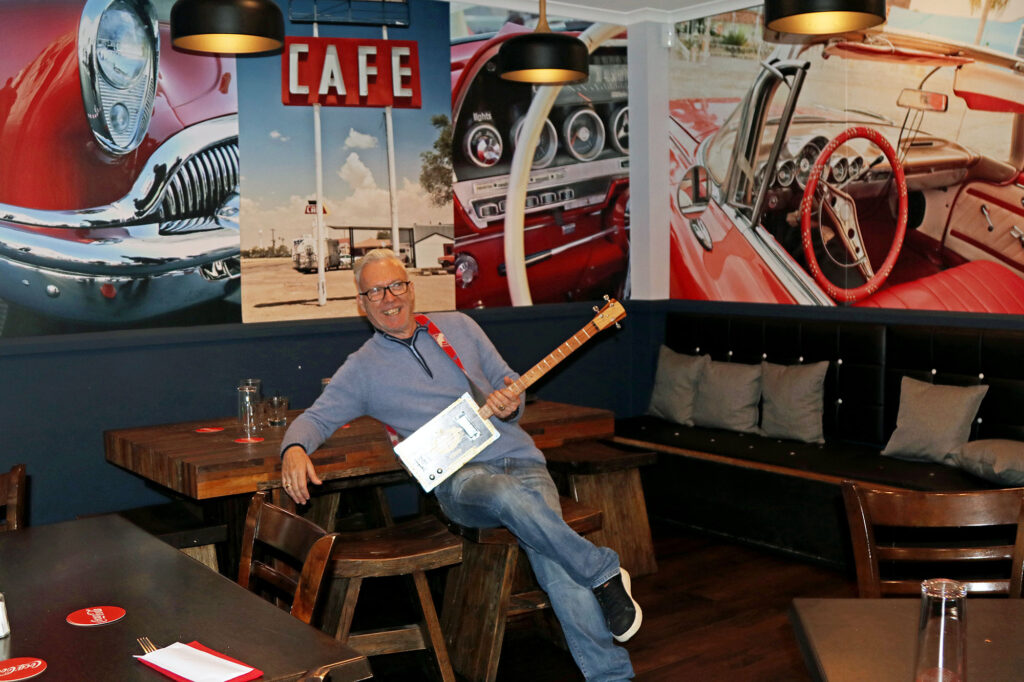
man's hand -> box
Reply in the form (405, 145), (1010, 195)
(281, 445), (322, 505)
(485, 376), (521, 420)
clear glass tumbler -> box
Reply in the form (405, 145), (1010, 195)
(914, 578), (966, 682)
(237, 385), (262, 438)
(266, 395), (289, 427)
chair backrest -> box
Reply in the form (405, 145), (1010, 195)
(237, 491), (337, 624)
(841, 481), (1024, 598)
(0, 464), (27, 532)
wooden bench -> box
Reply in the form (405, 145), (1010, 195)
(544, 440), (658, 576)
(440, 497), (602, 682)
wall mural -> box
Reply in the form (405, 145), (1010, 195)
(0, 0), (241, 337)
(449, 4), (631, 309)
(669, 0), (1024, 314)
(238, 0), (454, 324)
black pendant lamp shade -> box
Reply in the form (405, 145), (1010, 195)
(171, 0), (285, 54)
(765, 0), (886, 35)
(498, 0), (588, 84)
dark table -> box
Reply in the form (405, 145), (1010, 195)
(0, 514), (372, 681)
(790, 597), (1024, 682)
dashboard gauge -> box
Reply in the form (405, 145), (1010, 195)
(563, 109), (606, 162)
(512, 117), (559, 169)
(848, 156), (864, 181)
(829, 157), (849, 183)
(795, 141), (822, 188)
(610, 106), (629, 154)
(776, 159), (796, 187)
(464, 123), (503, 168)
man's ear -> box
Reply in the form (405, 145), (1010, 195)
(356, 294), (366, 315)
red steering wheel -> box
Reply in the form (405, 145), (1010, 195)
(800, 127), (908, 303)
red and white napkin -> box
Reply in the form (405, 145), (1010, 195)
(135, 641), (262, 682)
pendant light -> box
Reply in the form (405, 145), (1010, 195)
(765, 0), (886, 35)
(498, 0), (588, 85)
(170, 0), (285, 54)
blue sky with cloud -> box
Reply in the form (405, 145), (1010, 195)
(237, 0), (452, 249)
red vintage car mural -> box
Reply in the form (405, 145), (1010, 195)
(670, 28), (1024, 314)
(0, 0), (240, 332)
(450, 23), (629, 308)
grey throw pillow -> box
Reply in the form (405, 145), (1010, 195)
(951, 439), (1024, 486)
(881, 376), (988, 462)
(693, 360), (762, 433)
(760, 360), (829, 443)
(647, 346), (709, 426)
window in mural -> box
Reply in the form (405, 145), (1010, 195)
(669, 1), (1024, 315)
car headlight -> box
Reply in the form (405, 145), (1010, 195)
(79, 0), (158, 154)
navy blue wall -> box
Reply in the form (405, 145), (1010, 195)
(0, 300), (662, 526)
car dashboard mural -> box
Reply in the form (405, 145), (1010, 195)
(670, 26), (1024, 315)
(451, 27), (629, 308)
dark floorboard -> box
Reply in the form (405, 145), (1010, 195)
(362, 521), (856, 681)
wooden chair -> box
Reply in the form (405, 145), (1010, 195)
(322, 515), (463, 682)
(440, 496), (603, 682)
(0, 463), (26, 532)
(237, 491), (338, 624)
(841, 481), (1024, 598)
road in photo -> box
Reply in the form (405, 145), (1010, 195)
(241, 258), (454, 323)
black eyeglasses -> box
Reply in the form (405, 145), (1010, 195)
(359, 280), (410, 302)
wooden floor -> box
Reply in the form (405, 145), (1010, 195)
(364, 520), (857, 681)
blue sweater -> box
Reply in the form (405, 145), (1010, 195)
(280, 312), (544, 465)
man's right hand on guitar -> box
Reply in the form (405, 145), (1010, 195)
(281, 445), (322, 505)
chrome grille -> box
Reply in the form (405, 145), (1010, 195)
(159, 141), (239, 234)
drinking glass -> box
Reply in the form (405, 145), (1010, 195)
(914, 578), (966, 682)
(237, 385), (262, 438)
(238, 378), (262, 401)
(266, 395), (289, 427)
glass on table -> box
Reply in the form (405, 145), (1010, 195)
(266, 395), (289, 427)
(237, 385), (262, 438)
(914, 578), (966, 682)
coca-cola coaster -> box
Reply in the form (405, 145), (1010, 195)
(0, 658), (47, 681)
(66, 605), (126, 626)
(234, 437), (264, 443)
(195, 426), (225, 433)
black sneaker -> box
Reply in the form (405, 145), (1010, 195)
(593, 568), (642, 642)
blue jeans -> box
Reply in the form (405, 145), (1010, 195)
(435, 458), (634, 682)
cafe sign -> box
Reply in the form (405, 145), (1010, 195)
(282, 37), (422, 108)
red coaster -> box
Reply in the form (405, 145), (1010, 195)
(0, 658), (47, 681)
(234, 437), (264, 443)
(66, 605), (126, 626)
(195, 426), (225, 433)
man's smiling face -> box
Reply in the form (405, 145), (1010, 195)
(356, 258), (416, 338)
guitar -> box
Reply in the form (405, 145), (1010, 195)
(395, 297), (627, 491)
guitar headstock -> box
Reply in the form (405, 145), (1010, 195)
(590, 296), (626, 331)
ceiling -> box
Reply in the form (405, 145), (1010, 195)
(451, 0), (754, 26)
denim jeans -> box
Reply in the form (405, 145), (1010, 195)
(435, 458), (635, 682)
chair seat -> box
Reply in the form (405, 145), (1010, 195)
(856, 260), (1024, 314)
(329, 516), (463, 578)
(447, 496), (603, 545)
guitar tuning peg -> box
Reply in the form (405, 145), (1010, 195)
(603, 294), (610, 302)
(615, 322), (621, 329)
(593, 305), (599, 313)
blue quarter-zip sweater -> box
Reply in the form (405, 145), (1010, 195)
(279, 312), (544, 465)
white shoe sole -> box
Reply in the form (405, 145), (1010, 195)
(614, 568), (643, 642)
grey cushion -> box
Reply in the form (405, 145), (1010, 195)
(647, 347), (709, 426)
(693, 360), (762, 433)
(951, 439), (1024, 486)
(881, 376), (988, 462)
(760, 360), (829, 444)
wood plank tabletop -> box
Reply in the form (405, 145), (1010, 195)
(105, 400), (614, 500)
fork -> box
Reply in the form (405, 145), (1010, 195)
(137, 636), (158, 654)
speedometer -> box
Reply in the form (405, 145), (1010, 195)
(829, 157), (848, 183)
(795, 142), (822, 188)
(512, 117), (558, 169)
(464, 123), (503, 168)
(563, 109), (606, 162)
(776, 159), (796, 187)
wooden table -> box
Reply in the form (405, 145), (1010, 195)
(105, 400), (615, 500)
(0, 514), (372, 681)
(790, 597), (1024, 681)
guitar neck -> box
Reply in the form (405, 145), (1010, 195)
(477, 321), (601, 419)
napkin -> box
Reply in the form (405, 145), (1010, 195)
(136, 641), (262, 682)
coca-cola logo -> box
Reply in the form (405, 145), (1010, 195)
(0, 657), (46, 681)
(0, 661), (41, 674)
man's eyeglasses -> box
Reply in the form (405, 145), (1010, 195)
(359, 280), (410, 302)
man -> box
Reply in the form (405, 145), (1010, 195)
(280, 249), (640, 681)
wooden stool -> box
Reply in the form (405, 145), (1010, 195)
(118, 501), (227, 572)
(321, 515), (463, 682)
(440, 497), (603, 682)
(545, 440), (658, 576)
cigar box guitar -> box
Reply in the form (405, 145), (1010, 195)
(395, 297), (626, 491)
